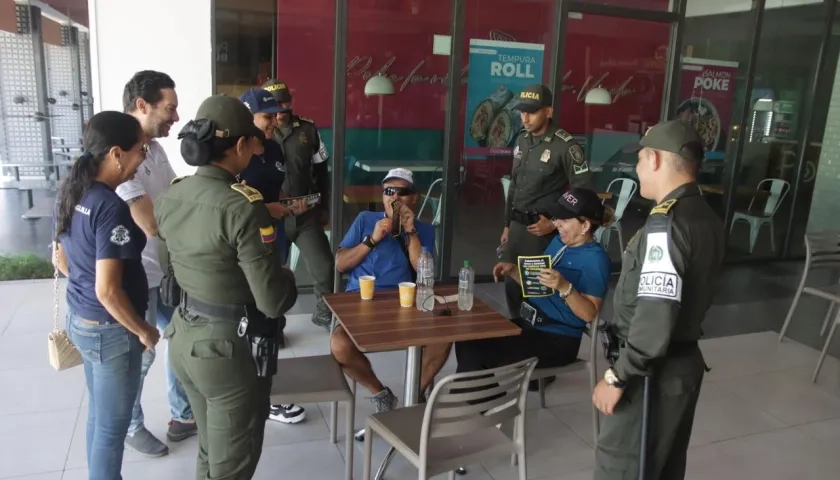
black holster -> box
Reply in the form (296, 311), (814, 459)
(249, 334), (279, 378)
(598, 319), (620, 366)
(159, 273), (182, 308)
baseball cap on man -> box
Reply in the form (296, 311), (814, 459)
(239, 88), (289, 115)
(382, 168), (415, 188)
(195, 95), (263, 139)
(261, 79), (292, 103)
(635, 120), (705, 164)
(514, 84), (553, 113)
(536, 188), (605, 223)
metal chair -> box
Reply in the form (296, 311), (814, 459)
(729, 178), (790, 254)
(501, 176), (511, 205)
(779, 231), (840, 343)
(595, 178), (638, 251)
(362, 357), (538, 480)
(270, 355), (356, 480)
(531, 316), (600, 445)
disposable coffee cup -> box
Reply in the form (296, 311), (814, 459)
(398, 282), (416, 308)
(359, 276), (376, 300)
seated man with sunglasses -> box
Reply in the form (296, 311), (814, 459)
(332, 168), (450, 424)
(455, 188), (612, 382)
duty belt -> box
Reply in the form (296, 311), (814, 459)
(181, 293), (254, 323)
(510, 209), (539, 226)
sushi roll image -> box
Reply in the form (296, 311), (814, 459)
(468, 85), (514, 146)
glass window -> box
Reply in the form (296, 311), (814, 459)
(340, 0), (452, 284)
(447, 0), (556, 278)
(214, 0), (335, 289)
(561, 15), (672, 264)
(729, 1), (827, 260)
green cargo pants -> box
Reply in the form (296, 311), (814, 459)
(503, 220), (553, 318)
(594, 349), (706, 480)
(285, 209), (334, 327)
(166, 309), (271, 480)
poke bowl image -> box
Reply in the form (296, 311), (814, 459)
(676, 97), (721, 152)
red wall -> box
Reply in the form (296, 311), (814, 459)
(274, 0), (671, 134)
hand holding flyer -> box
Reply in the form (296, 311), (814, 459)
(517, 255), (554, 297)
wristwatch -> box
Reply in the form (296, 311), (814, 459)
(404, 229), (417, 238)
(604, 368), (626, 389)
(362, 235), (377, 249)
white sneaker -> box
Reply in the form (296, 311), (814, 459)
(268, 404), (306, 424)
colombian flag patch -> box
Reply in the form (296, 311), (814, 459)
(260, 226), (277, 243)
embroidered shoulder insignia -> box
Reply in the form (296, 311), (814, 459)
(298, 116), (315, 125)
(555, 129), (574, 142)
(170, 176), (187, 185)
(230, 183), (263, 203)
(650, 199), (678, 215)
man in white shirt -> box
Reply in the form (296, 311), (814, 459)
(116, 71), (195, 457)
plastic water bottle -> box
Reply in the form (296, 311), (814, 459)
(458, 260), (475, 311)
(416, 247), (435, 312)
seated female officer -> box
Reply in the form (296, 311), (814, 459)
(52, 111), (159, 480)
(455, 187), (612, 376)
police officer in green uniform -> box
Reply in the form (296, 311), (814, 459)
(154, 95), (298, 480)
(262, 79), (334, 330)
(592, 120), (724, 480)
(502, 84), (593, 317)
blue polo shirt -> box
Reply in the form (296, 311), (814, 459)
(239, 139), (285, 203)
(528, 237), (610, 338)
(340, 211), (435, 292)
(57, 182), (149, 324)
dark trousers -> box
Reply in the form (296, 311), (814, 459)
(455, 319), (582, 373)
(504, 221), (554, 318)
(284, 209), (335, 325)
(595, 348), (706, 480)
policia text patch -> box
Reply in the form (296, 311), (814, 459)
(637, 231), (682, 302)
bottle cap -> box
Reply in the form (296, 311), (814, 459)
(422, 246), (430, 253)
(464, 260), (471, 267)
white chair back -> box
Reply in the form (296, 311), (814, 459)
(605, 178), (637, 220)
(749, 178), (790, 217)
(418, 178), (443, 226)
(501, 176), (511, 205)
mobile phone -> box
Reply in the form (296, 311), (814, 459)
(496, 240), (507, 259)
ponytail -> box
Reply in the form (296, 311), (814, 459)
(601, 206), (616, 229)
(53, 111), (141, 240)
(54, 153), (99, 240)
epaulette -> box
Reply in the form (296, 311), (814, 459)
(650, 198), (677, 215)
(554, 129), (574, 142)
(297, 116), (316, 125)
(230, 183), (263, 203)
(170, 176), (187, 186)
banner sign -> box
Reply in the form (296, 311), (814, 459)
(463, 39), (545, 159)
(679, 57), (739, 160)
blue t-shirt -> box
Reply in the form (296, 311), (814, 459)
(239, 139), (285, 203)
(528, 237), (610, 338)
(57, 182), (149, 324)
(340, 211), (436, 292)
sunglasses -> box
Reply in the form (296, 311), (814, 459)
(383, 186), (414, 197)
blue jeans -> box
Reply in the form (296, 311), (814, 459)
(128, 288), (193, 434)
(68, 311), (142, 480)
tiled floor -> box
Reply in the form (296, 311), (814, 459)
(1, 279), (840, 480)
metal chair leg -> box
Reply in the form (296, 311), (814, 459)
(330, 401), (338, 444)
(779, 264), (810, 343)
(813, 316), (839, 383)
(345, 397), (355, 480)
(821, 302), (835, 337)
(363, 422), (373, 480)
(538, 378), (547, 408)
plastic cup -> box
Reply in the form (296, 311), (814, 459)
(398, 282), (416, 308)
(359, 276), (376, 300)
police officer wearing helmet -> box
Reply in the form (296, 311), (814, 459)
(154, 95), (298, 479)
(262, 78), (334, 330)
(592, 120), (724, 480)
(502, 84), (593, 318)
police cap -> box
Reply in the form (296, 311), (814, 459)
(195, 95), (263, 140)
(638, 120), (705, 164)
(514, 84), (553, 114)
(261, 79), (292, 103)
